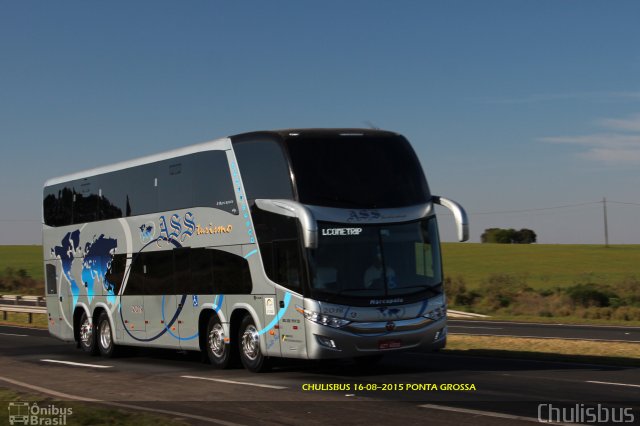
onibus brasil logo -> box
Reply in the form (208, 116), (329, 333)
(8, 402), (72, 425)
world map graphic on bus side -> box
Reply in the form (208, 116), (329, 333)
(52, 231), (118, 306)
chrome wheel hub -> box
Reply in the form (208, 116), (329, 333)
(80, 317), (92, 346)
(241, 325), (260, 361)
(99, 321), (111, 350)
(208, 323), (226, 358)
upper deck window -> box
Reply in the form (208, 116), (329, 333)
(285, 134), (430, 208)
(44, 150), (237, 227)
(232, 136), (294, 202)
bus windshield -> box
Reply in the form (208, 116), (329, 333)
(285, 134), (430, 208)
(308, 218), (442, 305)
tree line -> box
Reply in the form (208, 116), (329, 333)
(481, 228), (537, 244)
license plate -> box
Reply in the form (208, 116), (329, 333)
(378, 339), (402, 350)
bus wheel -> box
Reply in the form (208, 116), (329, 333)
(206, 315), (231, 368)
(238, 315), (270, 373)
(78, 311), (98, 355)
(96, 311), (117, 357)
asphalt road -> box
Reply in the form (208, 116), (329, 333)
(1, 324), (639, 425)
(449, 319), (640, 342)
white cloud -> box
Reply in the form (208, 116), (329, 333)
(579, 148), (640, 164)
(539, 113), (640, 165)
(598, 113), (640, 132)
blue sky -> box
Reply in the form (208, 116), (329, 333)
(1, 1), (639, 244)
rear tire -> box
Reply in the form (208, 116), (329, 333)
(238, 315), (270, 373)
(96, 311), (118, 357)
(206, 315), (231, 368)
(78, 311), (98, 355)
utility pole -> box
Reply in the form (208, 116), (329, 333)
(603, 197), (609, 247)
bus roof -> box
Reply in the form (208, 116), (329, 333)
(44, 128), (402, 188)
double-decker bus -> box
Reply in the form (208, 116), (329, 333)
(43, 129), (468, 372)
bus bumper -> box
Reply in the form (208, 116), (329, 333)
(305, 317), (447, 359)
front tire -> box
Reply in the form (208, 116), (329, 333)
(78, 311), (98, 355)
(206, 315), (231, 368)
(96, 311), (117, 357)
(238, 315), (270, 373)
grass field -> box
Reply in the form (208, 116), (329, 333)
(1, 243), (639, 291)
(0, 246), (43, 281)
(441, 243), (640, 289)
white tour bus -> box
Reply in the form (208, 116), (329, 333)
(43, 129), (468, 372)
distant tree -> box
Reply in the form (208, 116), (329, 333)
(481, 228), (537, 244)
(514, 228), (537, 244)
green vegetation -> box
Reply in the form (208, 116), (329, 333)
(0, 312), (48, 328)
(480, 228), (537, 244)
(2, 243), (640, 323)
(0, 246), (43, 281)
(441, 243), (640, 323)
(0, 388), (189, 425)
(0, 246), (43, 295)
(446, 335), (640, 367)
(441, 243), (640, 290)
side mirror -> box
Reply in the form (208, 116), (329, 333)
(432, 196), (469, 242)
(254, 199), (318, 248)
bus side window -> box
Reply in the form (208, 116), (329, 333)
(105, 254), (127, 295)
(124, 255), (145, 295)
(211, 250), (252, 294)
(232, 138), (294, 201)
(274, 240), (302, 291)
(43, 185), (74, 227)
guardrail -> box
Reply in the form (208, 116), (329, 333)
(0, 294), (46, 306)
(0, 294), (47, 323)
(0, 294), (489, 324)
(0, 305), (46, 323)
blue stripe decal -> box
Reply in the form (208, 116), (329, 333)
(244, 249), (258, 259)
(212, 294), (224, 313)
(257, 292), (291, 336)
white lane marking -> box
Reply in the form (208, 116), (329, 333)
(419, 404), (542, 424)
(181, 375), (288, 390)
(586, 380), (640, 388)
(449, 326), (503, 330)
(41, 359), (113, 369)
(450, 332), (640, 343)
(0, 332), (29, 337)
(0, 375), (245, 426)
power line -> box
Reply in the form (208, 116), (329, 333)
(609, 200), (640, 206)
(468, 201), (601, 216)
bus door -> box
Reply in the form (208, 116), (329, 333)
(119, 255), (146, 340)
(273, 240), (307, 358)
(140, 250), (178, 345)
(174, 247), (199, 350)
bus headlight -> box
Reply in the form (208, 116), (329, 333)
(424, 304), (447, 321)
(304, 310), (351, 328)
